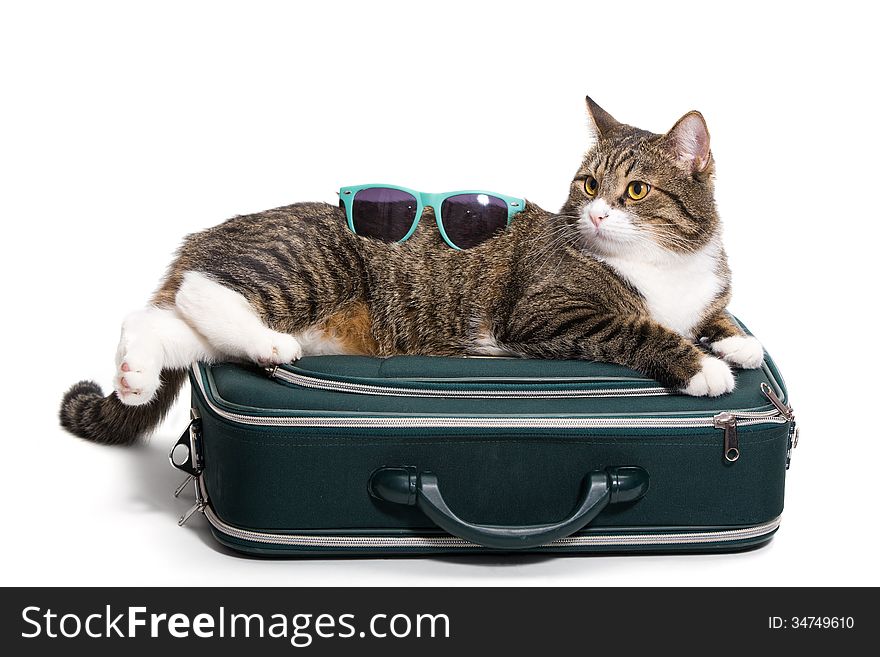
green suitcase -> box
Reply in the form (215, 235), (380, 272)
(171, 326), (796, 557)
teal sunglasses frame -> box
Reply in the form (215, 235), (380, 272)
(338, 184), (526, 250)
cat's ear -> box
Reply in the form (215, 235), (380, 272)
(585, 96), (621, 137)
(661, 111), (711, 173)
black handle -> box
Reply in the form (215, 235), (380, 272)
(368, 466), (649, 550)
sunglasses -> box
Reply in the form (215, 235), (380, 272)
(339, 184), (525, 250)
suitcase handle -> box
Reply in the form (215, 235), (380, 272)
(368, 466), (649, 550)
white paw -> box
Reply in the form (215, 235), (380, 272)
(681, 356), (735, 397)
(711, 335), (764, 369)
(246, 330), (303, 366)
(114, 354), (161, 406)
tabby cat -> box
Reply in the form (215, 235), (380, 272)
(60, 97), (763, 445)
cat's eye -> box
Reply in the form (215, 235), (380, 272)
(584, 176), (599, 197)
(626, 181), (650, 201)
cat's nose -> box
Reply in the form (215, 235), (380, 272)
(589, 208), (608, 228)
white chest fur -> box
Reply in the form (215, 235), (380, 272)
(599, 244), (723, 338)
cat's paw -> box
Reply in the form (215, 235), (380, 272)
(247, 330), (302, 366)
(681, 356), (735, 397)
(711, 335), (764, 369)
(115, 356), (161, 406)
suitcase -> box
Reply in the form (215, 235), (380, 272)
(170, 322), (796, 557)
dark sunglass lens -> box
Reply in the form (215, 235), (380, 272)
(351, 188), (418, 242)
(440, 194), (508, 249)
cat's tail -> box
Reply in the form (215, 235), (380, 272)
(59, 369), (188, 445)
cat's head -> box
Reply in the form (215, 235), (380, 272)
(562, 97), (719, 261)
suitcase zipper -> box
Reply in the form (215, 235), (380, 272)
(713, 413), (740, 463)
(195, 496), (781, 550)
(199, 371), (786, 430)
(193, 367), (789, 463)
(760, 382), (798, 469)
(269, 366), (669, 399)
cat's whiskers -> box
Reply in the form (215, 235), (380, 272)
(586, 220), (702, 257)
(544, 224), (583, 278)
(525, 222), (581, 265)
(643, 230), (700, 254)
(526, 219), (579, 257)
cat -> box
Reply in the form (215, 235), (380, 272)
(59, 97), (763, 445)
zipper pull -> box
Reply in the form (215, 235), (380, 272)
(173, 474), (194, 498)
(178, 501), (206, 527)
(760, 382), (794, 421)
(787, 425), (800, 469)
(761, 382), (798, 469)
(714, 412), (740, 463)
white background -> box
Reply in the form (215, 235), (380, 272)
(1, 0), (877, 586)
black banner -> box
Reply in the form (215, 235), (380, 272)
(1, 587), (871, 654)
